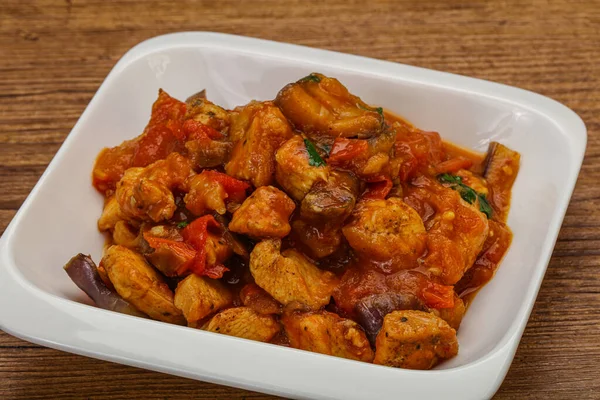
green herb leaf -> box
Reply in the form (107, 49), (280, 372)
(438, 173), (463, 185)
(456, 184), (477, 204)
(299, 74), (321, 83)
(304, 138), (326, 167)
(478, 194), (493, 219)
(437, 174), (493, 219)
(176, 221), (189, 229)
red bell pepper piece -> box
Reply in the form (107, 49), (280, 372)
(181, 215), (229, 279)
(202, 170), (250, 203)
(182, 119), (224, 141)
(363, 176), (393, 199)
(328, 138), (369, 164)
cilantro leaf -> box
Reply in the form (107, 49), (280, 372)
(437, 174), (493, 219)
(478, 194), (493, 219)
(304, 138), (326, 167)
(456, 184), (477, 204)
(176, 221), (189, 229)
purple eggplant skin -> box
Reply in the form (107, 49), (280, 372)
(64, 253), (147, 318)
(355, 293), (427, 346)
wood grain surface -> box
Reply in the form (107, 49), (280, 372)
(1, 0), (599, 399)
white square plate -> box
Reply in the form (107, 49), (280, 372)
(0, 32), (586, 399)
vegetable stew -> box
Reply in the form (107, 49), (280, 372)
(65, 73), (520, 370)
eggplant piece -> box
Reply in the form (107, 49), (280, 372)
(482, 142), (521, 222)
(355, 293), (426, 345)
(64, 254), (147, 318)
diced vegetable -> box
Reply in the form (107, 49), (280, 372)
(63, 254), (146, 318)
(438, 173), (493, 219)
(181, 215), (230, 278)
(303, 138), (326, 167)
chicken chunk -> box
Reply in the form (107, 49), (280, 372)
(174, 274), (233, 327)
(225, 101), (293, 187)
(249, 239), (338, 310)
(373, 310), (458, 369)
(98, 196), (126, 232)
(184, 170), (249, 216)
(112, 221), (142, 249)
(275, 73), (384, 144)
(229, 186), (295, 239)
(404, 177), (489, 285)
(203, 307), (281, 342)
(116, 153), (193, 222)
(240, 283), (282, 315)
(433, 294), (466, 330)
(185, 96), (230, 133)
(102, 245), (184, 324)
(275, 135), (329, 201)
(342, 198), (427, 269)
(282, 310), (374, 362)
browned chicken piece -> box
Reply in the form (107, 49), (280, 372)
(185, 96), (230, 132)
(275, 135), (330, 201)
(300, 170), (359, 224)
(229, 186), (295, 239)
(184, 173), (228, 215)
(174, 274), (233, 328)
(282, 310), (374, 362)
(240, 283), (282, 315)
(225, 101), (294, 187)
(373, 310), (458, 369)
(203, 307), (281, 342)
(102, 245), (185, 324)
(432, 294), (466, 330)
(275, 73), (384, 144)
(98, 196), (126, 232)
(342, 198), (427, 269)
(422, 196), (489, 285)
(249, 239), (338, 310)
(112, 221), (142, 249)
(116, 153), (193, 222)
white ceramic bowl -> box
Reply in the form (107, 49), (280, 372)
(0, 32), (586, 400)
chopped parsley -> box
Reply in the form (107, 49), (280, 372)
(176, 221), (189, 229)
(304, 138), (326, 167)
(437, 173), (493, 219)
(299, 74), (321, 83)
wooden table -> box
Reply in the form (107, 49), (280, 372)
(1, 1), (599, 398)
